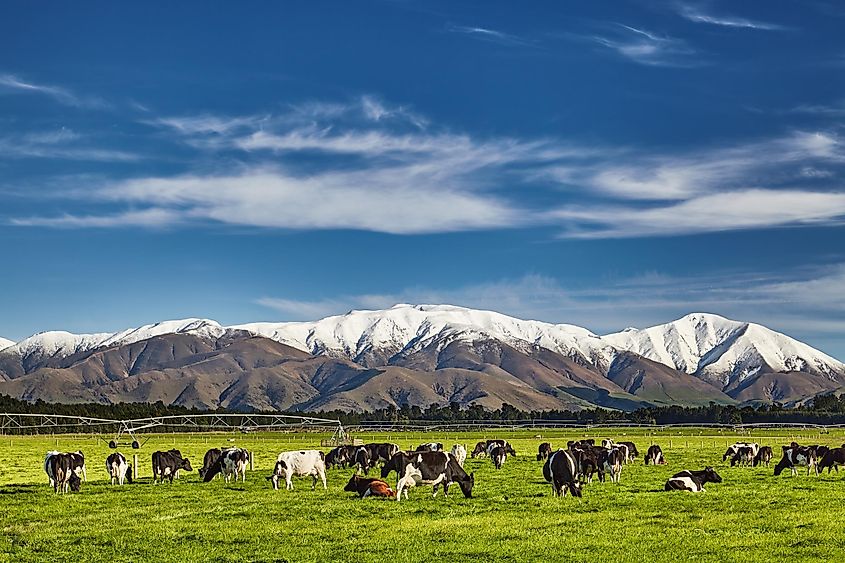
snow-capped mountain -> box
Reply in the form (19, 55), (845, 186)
(0, 337), (14, 351)
(0, 306), (842, 408)
(603, 313), (845, 388)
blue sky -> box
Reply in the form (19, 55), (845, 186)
(1, 1), (844, 359)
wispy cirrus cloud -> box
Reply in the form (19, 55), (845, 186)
(0, 127), (139, 162)
(446, 24), (537, 48)
(586, 24), (699, 67)
(675, 2), (787, 31)
(0, 74), (109, 109)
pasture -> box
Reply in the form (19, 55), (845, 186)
(2, 427), (845, 562)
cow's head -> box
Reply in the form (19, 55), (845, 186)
(703, 467), (722, 483)
(180, 458), (193, 472)
(68, 472), (82, 492)
(470, 442), (485, 458)
(125, 465), (133, 484)
(568, 479), (583, 498)
(506, 444), (517, 456)
(343, 474), (361, 493)
(457, 472), (475, 498)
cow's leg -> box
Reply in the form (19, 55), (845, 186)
(320, 469), (327, 490)
(311, 474), (317, 491)
(362, 487), (372, 499)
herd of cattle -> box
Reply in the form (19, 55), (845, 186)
(40, 437), (845, 499)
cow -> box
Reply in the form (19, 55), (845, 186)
(644, 445), (666, 465)
(542, 449), (582, 498)
(472, 439), (516, 458)
(603, 447), (624, 483)
(152, 449), (193, 484)
(416, 442), (444, 452)
(730, 446), (754, 467)
(47, 452), (82, 494)
(537, 442), (553, 461)
(614, 443), (631, 464)
(723, 442), (760, 461)
(325, 445), (356, 469)
(203, 448), (249, 483)
(818, 447), (845, 473)
(490, 446), (507, 470)
(808, 445), (831, 460)
(106, 452), (132, 485)
(664, 467), (722, 492)
(343, 474), (396, 499)
(354, 447), (373, 475)
(753, 446), (774, 467)
(44, 450), (86, 487)
(568, 444), (603, 484)
(198, 448), (222, 480)
(774, 443), (818, 476)
(270, 450), (327, 491)
(391, 451), (474, 501)
(450, 444), (467, 467)
(361, 443), (401, 465)
(619, 441), (639, 462)
(601, 439), (614, 449)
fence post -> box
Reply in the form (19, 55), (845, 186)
(249, 451), (254, 471)
(133, 454), (138, 480)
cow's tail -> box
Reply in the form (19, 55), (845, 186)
(319, 450), (325, 461)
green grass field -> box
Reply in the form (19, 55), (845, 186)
(2, 427), (845, 562)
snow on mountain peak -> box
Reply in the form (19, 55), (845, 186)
(0, 337), (15, 351)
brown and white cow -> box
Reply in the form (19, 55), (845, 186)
(343, 474), (396, 499)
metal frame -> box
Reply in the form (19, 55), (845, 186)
(0, 413), (344, 447)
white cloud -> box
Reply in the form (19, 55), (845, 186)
(589, 24), (698, 67)
(675, 3), (786, 30)
(446, 25), (536, 48)
(0, 74), (108, 109)
(0, 128), (139, 162)
(11, 208), (180, 228)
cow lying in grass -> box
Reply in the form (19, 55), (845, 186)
(343, 474), (396, 499)
(664, 467), (722, 492)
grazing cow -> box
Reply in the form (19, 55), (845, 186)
(603, 448), (624, 483)
(644, 445), (666, 465)
(354, 447), (373, 475)
(731, 446), (755, 467)
(543, 449), (582, 498)
(325, 445), (356, 469)
(485, 440), (517, 457)
(106, 452), (132, 485)
(152, 449), (193, 484)
(416, 442), (444, 452)
(619, 441), (639, 462)
(198, 448), (222, 480)
(47, 452), (82, 494)
(361, 443), (401, 465)
(537, 442), (553, 461)
(44, 450), (86, 487)
(664, 467), (722, 492)
(450, 444), (467, 467)
(568, 444), (603, 484)
(753, 446), (774, 467)
(470, 441), (488, 458)
(774, 443), (818, 476)
(270, 450), (327, 491)
(723, 442), (760, 461)
(490, 446), (507, 470)
(203, 448), (249, 483)
(808, 445), (831, 460)
(391, 451), (475, 501)
(818, 447), (845, 473)
(343, 474), (396, 499)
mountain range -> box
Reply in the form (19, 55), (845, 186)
(1, 305), (843, 412)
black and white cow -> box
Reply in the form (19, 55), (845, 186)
(343, 474), (395, 499)
(362, 443), (401, 465)
(44, 450), (86, 487)
(808, 445), (831, 460)
(603, 447), (624, 483)
(152, 449), (193, 484)
(270, 450), (327, 491)
(730, 446), (754, 467)
(542, 449), (583, 498)
(644, 444), (666, 465)
(198, 448), (222, 480)
(325, 445), (356, 469)
(46, 452), (82, 494)
(416, 442), (444, 452)
(450, 444), (467, 467)
(774, 443), (818, 476)
(818, 447), (845, 473)
(568, 444), (603, 484)
(471, 439), (516, 458)
(619, 441), (639, 462)
(753, 446), (774, 467)
(391, 451), (474, 501)
(354, 447), (373, 475)
(537, 442), (553, 461)
(490, 446), (507, 470)
(106, 452), (132, 485)
(664, 467), (722, 492)
(723, 442), (760, 461)
(203, 448), (249, 483)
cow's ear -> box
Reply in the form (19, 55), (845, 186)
(469, 472), (475, 482)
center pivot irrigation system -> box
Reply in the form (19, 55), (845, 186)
(0, 413), (346, 449)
